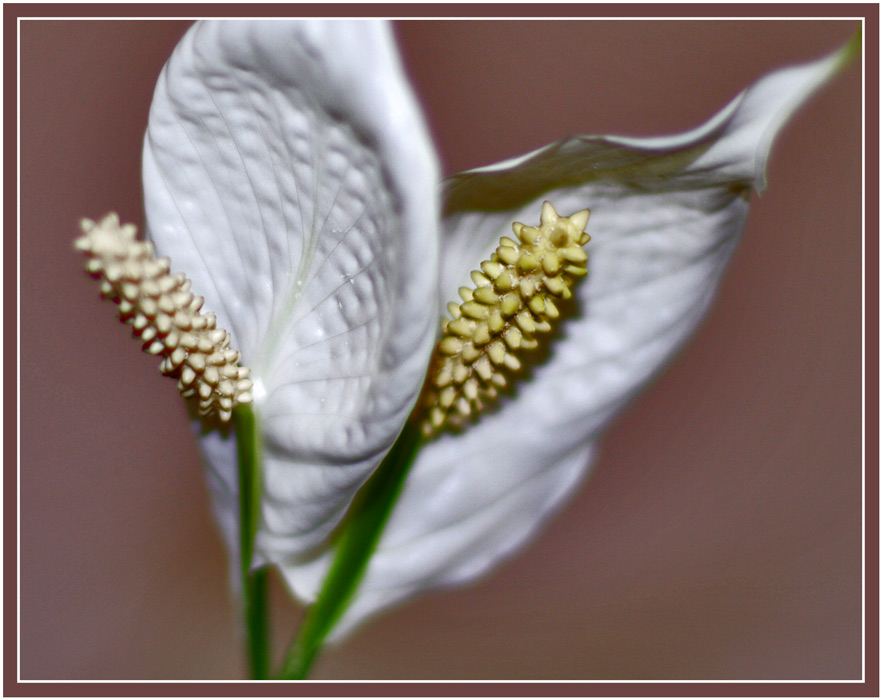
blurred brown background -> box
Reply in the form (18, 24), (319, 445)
(19, 19), (862, 680)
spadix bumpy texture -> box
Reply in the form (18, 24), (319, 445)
(76, 213), (253, 421)
(422, 202), (590, 436)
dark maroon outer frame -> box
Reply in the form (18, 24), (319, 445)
(8, 3), (876, 695)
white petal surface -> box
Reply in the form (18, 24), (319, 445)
(288, 42), (854, 638)
(142, 20), (440, 567)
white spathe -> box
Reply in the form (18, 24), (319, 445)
(142, 19), (855, 638)
(142, 20), (440, 568)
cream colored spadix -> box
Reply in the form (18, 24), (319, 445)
(76, 213), (253, 421)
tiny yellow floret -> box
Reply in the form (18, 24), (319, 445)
(420, 201), (590, 437)
(76, 213), (253, 422)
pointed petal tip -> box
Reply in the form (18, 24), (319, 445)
(837, 25), (862, 72)
(690, 33), (860, 195)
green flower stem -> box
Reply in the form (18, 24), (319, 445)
(233, 403), (269, 680)
(279, 422), (424, 680)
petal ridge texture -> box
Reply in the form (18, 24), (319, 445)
(142, 20), (440, 566)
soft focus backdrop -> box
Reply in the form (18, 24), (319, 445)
(20, 19), (862, 680)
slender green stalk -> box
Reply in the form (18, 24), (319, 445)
(233, 403), (270, 680)
(279, 423), (423, 679)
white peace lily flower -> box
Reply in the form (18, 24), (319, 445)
(142, 19), (855, 639)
